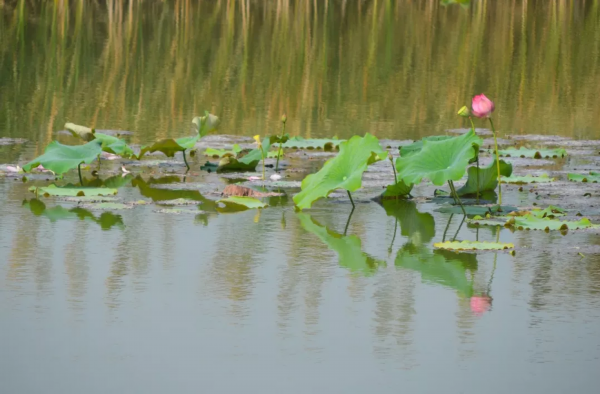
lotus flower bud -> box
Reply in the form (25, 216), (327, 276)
(281, 113), (287, 124)
(471, 94), (495, 118)
(457, 106), (470, 117)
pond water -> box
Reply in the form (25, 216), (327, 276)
(2, 1), (600, 394)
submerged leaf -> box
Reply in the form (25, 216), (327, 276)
(282, 137), (343, 150)
(568, 172), (600, 183)
(23, 140), (103, 175)
(456, 159), (512, 196)
(396, 130), (482, 186)
(494, 147), (567, 159)
(434, 240), (514, 251)
(293, 133), (387, 210)
(217, 196), (267, 212)
(500, 173), (554, 184)
(29, 184), (118, 197)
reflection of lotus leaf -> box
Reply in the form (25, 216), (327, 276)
(297, 212), (385, 275)
(456, 159), (512, 196)
(379, 200), (435, 243)
(395, 243), (475, 297)
(23, 140), (103, 175)
(396, 130), (482, 186)
(22, 199), (123, 230)
(132, 176), (218, 211)
(293, 134), (387, 210)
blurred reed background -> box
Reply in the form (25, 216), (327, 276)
(1, 0), (599, 152)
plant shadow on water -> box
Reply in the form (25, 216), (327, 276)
(22, 198), (124, 231)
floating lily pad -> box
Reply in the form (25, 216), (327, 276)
(23, 140), (103, 175)
(217, 196), (267, 212)
(282, 137), (343, 150)
(396, 130), (482, 186)
(493, 147), (567, 159)
(501, 174), (555, 184)
(59, 196), (121, 203)
(293, 133), (387, 210)
(297, 212), (385, 275)
(29, 184), (118, 197)
(153, 208), (201, 214)
(155, 198), (202, 206)
(433, 240), (514, 251)
(79, 202), (133, 211)
(512, 205), (567, 219)
(456, 159), (512, 196)
(469, 214), (600, 231)
(204, 145), (243, 158)
(568, 172), (600, 183)
(399, 135), (453, 157)
(436, 204), (518, 216)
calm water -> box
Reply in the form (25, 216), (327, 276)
(2, 1), (600, 393)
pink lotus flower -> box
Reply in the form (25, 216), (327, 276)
(470, 295), (492, 315)
(471, 94), (495, 118)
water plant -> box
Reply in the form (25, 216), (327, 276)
(253, 135), (266, 180)
(275, 114), (287, 172)
(65, 123), (135, 159)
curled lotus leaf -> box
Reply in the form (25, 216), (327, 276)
(66, 123), (134, 157)
(568, 172), (600, 183)
(282, 137), (343, 151)
(217, 196), (267, 212)
(434, 240), (514, 251)
(493, 147), (567, 159)
(138, 134), (200, 159)
(456, 159), (512, 196)
(29, 184), (118, 197)
(23, 140), (103, 176)
(65, 122), (96, 141)
(500, 174), (554, 184)
(395, 130), (483, 186)
(399, 135), (453, 157)
(293, 133), (388, 210)
(192, 111), (220, 136)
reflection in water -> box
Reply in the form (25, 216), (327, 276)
(2, 0), (600, 151)
(297, 212), (385, 275)
(22, 198), (124, 230)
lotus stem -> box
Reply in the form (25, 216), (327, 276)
(468, 117), (480, 204)
(97, 154), (101, 170)
(78, 163), (84, 186)
(261, 151), (266, 181)
(448, 180), (466, 216)
(389, 154), (398, 184)
(452, 215), (466, 241)
(344, 204), (355, 236)
(275, 121), (286, 172)
(182, 150), (190, 171)
(488, 117), (502, 205)
(442, 214), (453, 242)
(347, 190), (355, 209)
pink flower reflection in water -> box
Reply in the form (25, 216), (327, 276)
(470, 295), (492, 316)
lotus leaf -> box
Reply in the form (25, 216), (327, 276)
(568, 172), (600, 183)
(297, 212), (385, 275)
(395, 243), (474, 297)
(500, 174), (554, 184)
(519, 205), (567, 219)
(217, 196), (267, 212)
(434, 240), (514, 251)
(399, 135), (453, 157)
(217, 137), (272, 172)
(79, 202), (133, 211)
(395, 130), (482, 186)
(494, 147), (567, 159)
(381, 179), (414, 199)
(65, 122), (96, 141)
(23, 140), (103, 175)
(436, 204), (518, 216)
(293, 133), (387, 210)
(191, 111), (220, 136)
(456, 159), (512, 196)
(469, 214), (600, 231)
(204, 145), (242, 158)
(282, 137), (343, 150)
(66, 123), (134, 157)
(138, 134), (200, 159)
(29, 184), (118, 197)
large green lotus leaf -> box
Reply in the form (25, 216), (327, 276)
(297, 212), (385, 275)
(29, 184), (118, 197)
(293, 134), (387, 210)
(379, 200), (435, 243)
(456, 159), (512, 196)
(396, 130), (482, 186)
(217, 137), (273, 172)
(23, 140), (103, 175)
(395, 243), (474, 297)
(65, 122), (96, 141)
(381, 179), (414, 199)
(94, 133), (135, 157)
(501, 173), (554, 184)
(217, 196), (267, 212)
(282, 137), (344, 150)
(138, 134), (200, 159)
(568, 172), (600, 183)
(494, 147), (567, 159)
(191, 112), (220, 137)
(399, 135), (453, 157)
(434, 240), (514, 251)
